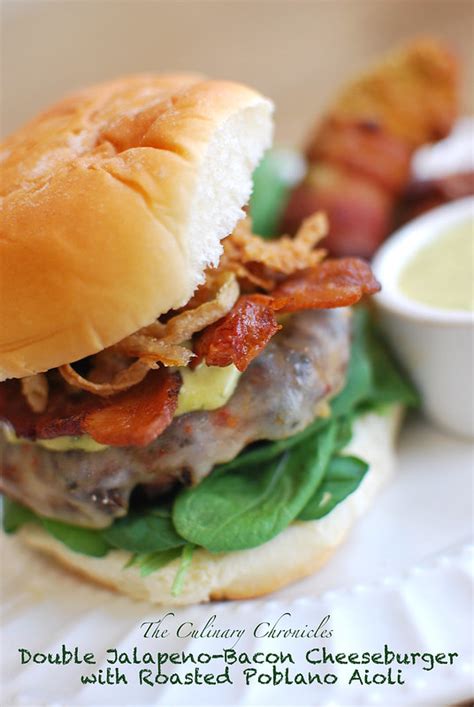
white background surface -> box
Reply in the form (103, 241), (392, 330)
(2, 1), (473, 144)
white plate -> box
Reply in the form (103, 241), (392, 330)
(1, 415), (473, 706)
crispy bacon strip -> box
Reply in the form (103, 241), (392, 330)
(1, 379), (93, 440)
(271, 258), (381, 312)
(194, 258), (379, 371)
(195, 295), (281, 372)
(82, 369), (181, 447)
(0, 369), (181, 447)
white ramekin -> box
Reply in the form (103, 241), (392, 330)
(372, 197), (474, 439)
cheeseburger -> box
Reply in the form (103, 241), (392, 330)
(0, 74), (416, 604)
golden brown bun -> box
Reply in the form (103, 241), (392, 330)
(19, 406), (402, 605)
(0, 74), (273, 380)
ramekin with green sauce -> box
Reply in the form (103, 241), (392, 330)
(372, 197), (474, 439)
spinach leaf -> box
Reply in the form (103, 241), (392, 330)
(126, 546), (183, 578)
(103, 507), (186, 554)
(333, 414), (354, 452)
(124, 543), (195, 586)
(215, 414), (328, 474)
(366, 327), (419, 408)
(298, 455), (369, 520)
(171, 544), (196, 596)
(41, 518), (111, 557)
(331, 310), (373, 417)
(250, 149), (296, 238)
(173, 423), (337, 552)
(2, 497), (35, 533)
(2, 497), (110, 557)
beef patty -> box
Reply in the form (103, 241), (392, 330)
(0, 309), (351, 528)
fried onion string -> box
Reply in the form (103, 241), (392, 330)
(20, 374), (49, 413)
(58, 272), (239, 396)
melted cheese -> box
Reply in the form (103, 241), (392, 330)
(2, 426), (107, 452)
(175, 363), (241, 416)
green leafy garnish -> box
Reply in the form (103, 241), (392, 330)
(40, 518), (111, 557)
(171, 545), (196, 596)
(127, 547), (183, 578)
(3, 498), (110, 557)
(366, 326), (419, 409)
(331, 308), (418, 415)
(2, 498), (35, 533)
(173, 423), (336, 552)
(250, 149), (303, 238)
(298, 455), (369, 520)
(103, 507), (186, 554)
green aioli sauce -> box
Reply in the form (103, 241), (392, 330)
(174, 363), (241, 416)
(398, 219), (474, 311)
(1, 426), (108, 452)
(3, 363), (241, 452)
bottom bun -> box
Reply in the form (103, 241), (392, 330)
(20, 405), (402, 605)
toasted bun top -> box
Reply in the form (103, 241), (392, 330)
(0, 74), (273, 380)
